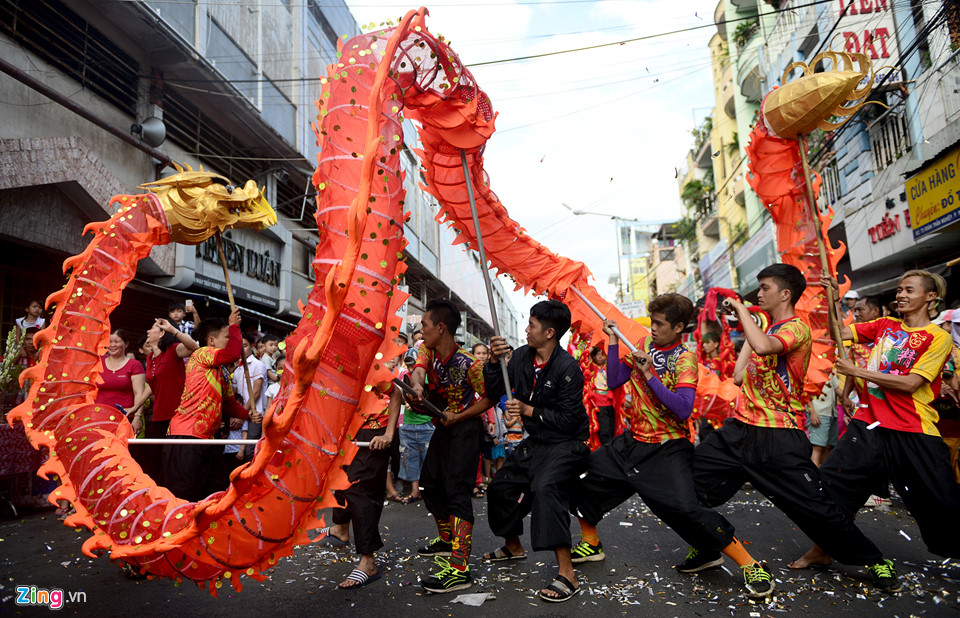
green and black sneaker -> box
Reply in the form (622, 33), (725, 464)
(421, 557), (473, 593)
(571, 540), (605, 564)
(742, 561), (775, 599)
(675, 547), (724, 573)
(417, 536), (453, 557)
(867, 559), (902, 593)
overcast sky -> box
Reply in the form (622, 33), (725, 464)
(344, 0), (717, 324)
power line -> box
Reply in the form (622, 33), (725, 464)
(498, 64), (709, 134)
(149, 0), (839, 88)
(109, 0), (623, 7)
(466, 0), (840, 68)
(809, 4), (947, 166)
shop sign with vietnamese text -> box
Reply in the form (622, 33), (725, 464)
(906, 146), (960, 239)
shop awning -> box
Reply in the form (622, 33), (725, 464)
(855, 261), (954, 297)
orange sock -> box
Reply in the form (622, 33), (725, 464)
(579, 519), (600, 546)
(721, 538), (756, 567)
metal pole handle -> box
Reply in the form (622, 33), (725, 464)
(391, 378), (445, 418)
(460, 149), (513, 401)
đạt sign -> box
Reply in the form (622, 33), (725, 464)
(906, 145), (960, 239)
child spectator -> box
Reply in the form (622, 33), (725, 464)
(259, 334), (281, 383)
(265, 354), (284, 409)
(168, 299), (200, 337)
(14, 300), (45, 337)
(234, 333), (267, 459)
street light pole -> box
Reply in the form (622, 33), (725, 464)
(614, 219), (624, 303)
(565, 206), (673, 307)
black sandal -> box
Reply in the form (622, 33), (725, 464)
(483, 546), (526, 562)
(539, 574), (581, 603)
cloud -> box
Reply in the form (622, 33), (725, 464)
(344, 0), (716, 314)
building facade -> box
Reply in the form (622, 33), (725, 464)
(759, 0), (960, 304)
(677, 0), (960, 305)
(0, 0), (518, 350)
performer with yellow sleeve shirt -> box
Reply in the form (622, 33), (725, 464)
(569, 294), (774, 600)
(689, 265), (898, 593)
(792, 270), (960, 574)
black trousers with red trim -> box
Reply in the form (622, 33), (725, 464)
(331, 426), (391, 555)
(421, 417), (482, 524)
(821, 419), (960, 558)
(692, 419), (884, 565)
(573, 432), (736, 554)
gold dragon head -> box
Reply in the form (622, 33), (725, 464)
(140, 163), (278, 244)
(762, 51), (875, 140)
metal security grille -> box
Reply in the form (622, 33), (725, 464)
(161, 88), (303, 222)
(0, 0), (139, 117)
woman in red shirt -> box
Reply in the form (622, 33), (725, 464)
(95, 329), (147, 427)
(138, 318), (198, 481)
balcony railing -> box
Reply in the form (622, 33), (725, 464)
(769, 0), (816, 62)
(868, 104), (911, 172)
(818, 158), (841, 213)
(939, 56), (960, 123)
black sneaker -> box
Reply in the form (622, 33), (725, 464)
(570, 540), (605, 564)
(742, 561), (775, 599)
(421, 557), (473, 593)
(417, 536), (453, 557)
(675, 547), (724, 573)
(867, 559), (902, 593)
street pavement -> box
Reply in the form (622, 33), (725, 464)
(1, 485), (958, 616)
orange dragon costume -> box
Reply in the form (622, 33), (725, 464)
(9, 9), (868, 594)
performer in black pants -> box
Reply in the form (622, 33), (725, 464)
(481, 300), (590, 604)
(569, 295), (774, 600)
(691, 264), (899, 593)
(408, 299), (492, 594)
(791, 270), (960, 573)
(324, 376), (402, 589)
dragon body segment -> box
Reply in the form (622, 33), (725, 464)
(12, 7), (859, 593)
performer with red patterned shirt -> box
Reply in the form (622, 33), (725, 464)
(569, 294), (773, 600)
(791, 270), (960, 576)
(690, 264), (897, 593)
(324, 357), (403, 590)
(163, 308), (250, 502)
(585, 345), (617, 447)
(839, 295), (883, 421)
(408, 299), (491, 594)
(701, 331), (724, 376)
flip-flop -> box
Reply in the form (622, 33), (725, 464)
(338, 568), (381, 589)
(401, 494), (422, 504)
(538, 574), (581, 603)
(318, 527), (349, 547)
(387, 494), (405, 503)
(483, 546), (527, 562)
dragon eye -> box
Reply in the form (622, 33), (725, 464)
(225, 184), (235, 194)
